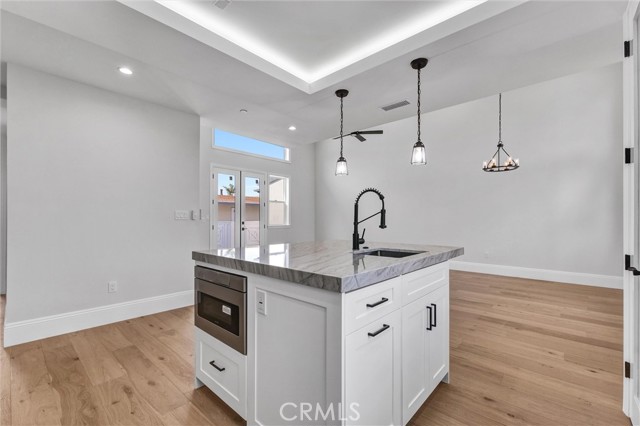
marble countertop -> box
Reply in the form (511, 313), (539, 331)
(192, 240), (464, 293)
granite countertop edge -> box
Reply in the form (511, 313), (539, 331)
(192, 244), (464, 293)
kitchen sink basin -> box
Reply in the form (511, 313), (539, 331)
(360, 249), (425, 258)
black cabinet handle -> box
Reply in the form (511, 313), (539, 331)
(209, 360), (225, 372)
(426, 306), (432, 331)
(366, 297), (389, 308)
(368, 324), (390, 337)
(431, 303), (437, 328)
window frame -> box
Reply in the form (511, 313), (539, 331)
(267, 173), (291, 228)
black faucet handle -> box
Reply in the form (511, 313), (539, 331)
(359, 228), (366, 245)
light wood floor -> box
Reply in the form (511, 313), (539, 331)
(0, 271), (629, 426)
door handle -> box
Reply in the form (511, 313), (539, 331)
(367, 324), (390, 337)
(209, 360), (225, 372)
(366, 297), (388, 308)
(426, 306), (432, 331)
(431, 303), (437, 328)
(625, 255), (640, 276)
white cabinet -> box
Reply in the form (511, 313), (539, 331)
(426, 284), (449, 393)
(345, 309), (402, 426)
(195, 327), (247, 419)
(401, 295), (430, 422)
(195, 261), (451, 426)
(401, 284), (449, 424)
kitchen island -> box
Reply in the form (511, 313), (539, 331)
(192, 241), (463, 426)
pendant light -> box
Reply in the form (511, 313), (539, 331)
(482, 93), (519, 172)
(335, 89), (349, 176)
(410, 58), (428, 165)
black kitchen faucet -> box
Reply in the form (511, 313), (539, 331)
(353, 188), (386, 251)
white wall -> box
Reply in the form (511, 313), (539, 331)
(315, 63), (622, 283)
(4, 64), (206, 333)
(200, 123), (315, 245)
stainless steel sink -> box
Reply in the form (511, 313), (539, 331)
(360, 249), (426, 258)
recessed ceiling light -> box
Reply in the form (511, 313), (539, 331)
(240, 109), (248, 114)
(288, 126), (296, 131)
(118, 67), (133, 75)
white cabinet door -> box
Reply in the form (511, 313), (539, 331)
(401, 283), (450, 425)
(401, 294), (430, 423)
(345, 310), (402, 426)
(426, 284), (449, 394)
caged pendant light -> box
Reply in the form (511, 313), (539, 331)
(482, 93), (519, 172)
(410, 57), (428, 165)
(335, 89), (349, 176)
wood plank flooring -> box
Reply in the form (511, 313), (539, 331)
(0, 271), (630, 425)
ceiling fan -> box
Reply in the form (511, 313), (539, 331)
(333, 130), (383, 142)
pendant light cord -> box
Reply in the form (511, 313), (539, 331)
(340, 96), (344, 157)
(498, 92), (502, 145)
(417, 67), (421, 143)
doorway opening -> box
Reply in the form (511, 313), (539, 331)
(210, 166), (266, 250)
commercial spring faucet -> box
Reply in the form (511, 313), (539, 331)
(353, 188), (387, 250)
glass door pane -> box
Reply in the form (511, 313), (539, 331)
(241, 174), (264, 247)
(212, 169), (240, 249)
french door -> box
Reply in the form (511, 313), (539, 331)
(210, 166), (266, 250)
(624, 2), (640, 424)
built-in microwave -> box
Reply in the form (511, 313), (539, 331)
(194, 266), (247, 355)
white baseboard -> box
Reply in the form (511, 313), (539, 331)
(449, 261), (623, 290)
(3, 290), (194, 347)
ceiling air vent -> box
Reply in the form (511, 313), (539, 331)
(380, 100), (410, 112)
(214, 0), (232, 9)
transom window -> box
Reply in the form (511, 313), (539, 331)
(214, 129), (290, 161)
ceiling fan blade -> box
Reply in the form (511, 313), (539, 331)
(354, 133), (366, 142)
(356, 130), (383, 135)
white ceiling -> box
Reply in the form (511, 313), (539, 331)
(121, 0), (513, 92)
(0, 1), (627, 148)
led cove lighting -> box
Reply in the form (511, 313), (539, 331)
(118, 66), (133, 75)
(155, 0), (486, 84)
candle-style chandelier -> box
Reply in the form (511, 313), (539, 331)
(482, 93), (519, 172)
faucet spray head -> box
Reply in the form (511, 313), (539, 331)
(380, 209), (387, 229)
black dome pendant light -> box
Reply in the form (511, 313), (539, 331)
(335, 89), (349, 176)
(410, 57), (428, 165)
(482, 93), (519, 172)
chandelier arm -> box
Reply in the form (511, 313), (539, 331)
(486, 147), (500, 165)
(501, 146), (512, 159)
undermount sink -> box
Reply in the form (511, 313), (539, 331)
(360, 249), (426, 258)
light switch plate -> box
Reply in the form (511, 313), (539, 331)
(174, 210), (189, 220)
(257, 290), (267, 315)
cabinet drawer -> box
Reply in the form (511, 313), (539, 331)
(344, 276), (401, 334)
(195, 328), (247, 419)
(401, 262), (449, 306)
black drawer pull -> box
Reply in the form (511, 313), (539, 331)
(368, 324), (390, 337)
(426, 306), (432, 331)
(431, 303), (437, 328)
(366, 297), (389, 308)
(209, 360), (225, 372)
